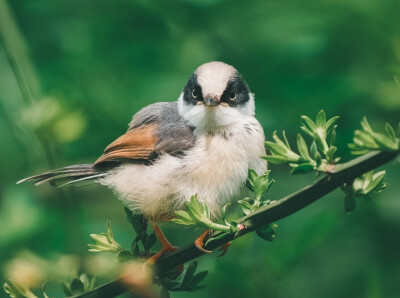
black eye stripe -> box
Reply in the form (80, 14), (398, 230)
(183, 72), (250, 106)
(183, 74), (203, 105)
(220, 74), (250, 107)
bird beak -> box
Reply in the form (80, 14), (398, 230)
(204, 96), (220, 106)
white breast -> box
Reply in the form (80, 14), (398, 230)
(100, 118), (267, 220)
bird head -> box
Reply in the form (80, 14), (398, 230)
(178, 61), (255, 132)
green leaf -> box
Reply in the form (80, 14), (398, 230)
(171, 218), (193, 226)
(221, 203), (231, 225)
(314, 131), (328, 154)
(185, 197), (204, 221)
(300, 126), (313, 138)
(261, 155), (289, 164)
(246, 169), (258, 190)
(106, 220), (114, 241)
(385, 123), (397, 143)
(131, 241), (140, 256)
(256, 224), (276, 241)
(354, 130), (378, 148)
(309, 141), (317, 159)
(316, 110), (326, 128)
(326, 146), (337, 162)
(117, 250), (134, 262)
(361, 117), (373, 133)
(326, 116), (339, 135)
(62, 283), (72, 296)
(282, 131), (291, 149)
(70, 278), (85, 295)
(290, 163), (314, 174)
(363, 171), (386, 195)
(301, 115), (317, 132)
(315, 152), (322, 166)
(330, 125), (337, 146)
(42, 281), (51, 298)
(174, 210), (196, 224)
(173, 195), (231, 232)
(370, 131), (398, 151)
(181, 262), (197, 290)
(144, 233), (156, 251)
(163, 278), (181, 291)
(238, 200), (252, 215)
(345, 194), (356, 213)
(272, 131), (287, 148)
(297, 133), (311, 161)
(4, 280), (38, 298)
(125, 209), (148, 245)
(250, 171), (274, 201)
(191, 271), (208, 286)
(265, 141), (287, 156)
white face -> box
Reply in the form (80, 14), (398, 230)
(178, 61), (256, 132)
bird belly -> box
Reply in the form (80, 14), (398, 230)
(178, 121), (267, 218)
(100, 120), (267, 221)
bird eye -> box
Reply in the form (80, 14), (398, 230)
(229, 91), (236, 100)
(192, 90), (198, 98)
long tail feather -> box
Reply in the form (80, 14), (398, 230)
(17, 164), (104, 186)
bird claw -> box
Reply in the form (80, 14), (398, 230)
(217, 241), (231, 257)
(194, 229), (212, 254)
(195, 243), (212, 254)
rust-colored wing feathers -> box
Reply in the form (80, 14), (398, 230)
(94, 124), (158, 165)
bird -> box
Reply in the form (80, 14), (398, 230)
(18, 61), (267, 262)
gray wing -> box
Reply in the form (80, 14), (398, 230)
(128, 102), (196, 156)
(96, 102), (195, 166)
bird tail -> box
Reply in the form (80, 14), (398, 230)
(17, 164), (107, 187)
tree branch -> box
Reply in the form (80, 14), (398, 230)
(72, 149), (399, 298)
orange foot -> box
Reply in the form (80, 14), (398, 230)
(145, 223), (184, 274)
(146, 242), (179, 266)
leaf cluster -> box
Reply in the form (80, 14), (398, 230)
(62, 274), (96, 297)
(242, 169), (277, 242)
(263, 110), (340, 174)
(349, 117), (400, 155)
(159, 261), (208, 297)
(124, 208), (157, 257)
(172, 195), (233, 233)
(88, 220), (124, 254)
(342, 171), (388, 213)
(3, 280), (37, 298)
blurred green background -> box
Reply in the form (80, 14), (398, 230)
(1, 0), (400, 297)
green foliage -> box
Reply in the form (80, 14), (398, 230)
(244, 170), (278, 242)
(342, 171), (388, 213)
(246, 169), (275, 202)
(159, 261), (208, 295)
(3, 280), (37, 298)
(241, 170), (276, 214)
(62, 274), (96, 297)
(124, 208), (156, 254)
(88, 220), (124, 254)
(256, 224), (278, 242)
(172, 195), (233, 233)
(349, 117), (400, 154)
(263, 110), (340, 173)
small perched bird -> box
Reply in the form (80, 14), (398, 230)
(19, 61), (267, 260)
